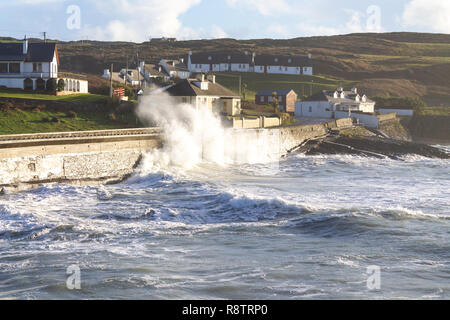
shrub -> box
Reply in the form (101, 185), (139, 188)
(66, 110), (78, 118)
(57, 79), (65, 92)
(46, 78), (57, 92)
(51, 117), (60, 123)
(42, 117), (50, 122)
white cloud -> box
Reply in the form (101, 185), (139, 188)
(226, 0), (291, 16)
(402, 0), (450, 33)
(287, 7), (383, 37)
(78, 0), (225, 42)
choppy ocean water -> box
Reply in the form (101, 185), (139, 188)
(0, 148), (449, 300)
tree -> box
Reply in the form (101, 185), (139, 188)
(242, 83), (247, 101)
(272, 92), (279, 113)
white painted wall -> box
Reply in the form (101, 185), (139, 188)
(230, 63), (250, 72)
(0, 78), (24, 89)
(295, 101), (334, 118)
(335, 111), (379, 128)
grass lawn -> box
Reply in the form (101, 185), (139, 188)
(0, 89), (108, 103)
(0, 108), (141, 135)
(416, 106), (450, 116)
(215, 72), (356, 101)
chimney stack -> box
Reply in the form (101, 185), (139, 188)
(23, 36), (28, 55)
(207, 74), (216, 83)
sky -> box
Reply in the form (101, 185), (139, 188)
(0, 0), (449, 42)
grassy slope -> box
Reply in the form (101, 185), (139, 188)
(215, 72), (356, 101)
(0, 108), (140, 135)
(0, 89), (108, 103)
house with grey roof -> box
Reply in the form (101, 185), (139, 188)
(188, 52), (252, 73)
(187, 51), (313, 76)
(159, 59), (190, 79)
(164, 74), (241, 116)
(139, 62), (170, 82)
(0, 38), (88, 93)
(295, 87), (376, 118)
(254, 54), (313, 76)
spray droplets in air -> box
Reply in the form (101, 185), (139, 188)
(135, 90), (281, 172)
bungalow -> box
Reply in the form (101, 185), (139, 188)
(139, 61), (170, 82)
(0, 38), (88, 93)
(164, 74), (241, 116)
(187, 52), (251, 73)
(103, 68), (148, 87)
(187, 51), (313, 76)
(295, 88), (376, 118)
(253, 54), (313, 75)
(159, 59), (190, 79)
(255, 89), (298, 114)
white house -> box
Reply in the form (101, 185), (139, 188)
(159, 59), (190, 79)
(253, 54), (313, 76)
(187, 51), (313, 76)
(103, 67), (149, 87)
(188, 52), (251, 73)
(164, 74), (241, 116)
(295, 88), (376, 118)
(0, 38), (88, 93)
(139, 61), (170, 82)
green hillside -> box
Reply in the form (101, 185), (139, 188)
(214, 72), (356, 100)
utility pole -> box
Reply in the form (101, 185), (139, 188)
(137, 51), (141, 89)
(125, 54), (128, 85)
(43, 32), (47, 43)
(239, 75), (242, 97)
(110, 63), (114, 98)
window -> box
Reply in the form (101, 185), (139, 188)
(9, 63), (20, 73)
(0, 63), (7, 73)
(33, 63), (42, 72)
(309, 106), (312, 113)
(182, 97), (188, 103)
(260, 96), (264, 103)
(279, 97), (283, 103)
(285, 67), (288, 71)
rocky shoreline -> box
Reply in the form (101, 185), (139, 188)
(297, 135), (449, 159)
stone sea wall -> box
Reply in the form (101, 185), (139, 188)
(0, 119), (352, 191)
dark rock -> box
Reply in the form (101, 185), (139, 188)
(301, 136), (449, 159)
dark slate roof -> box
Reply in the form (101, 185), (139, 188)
(0, 42), (56, 62)
(166, 79), (240, 98)
(189, 52), (252, 64)
(254, 54), (312, 67)
(189, 52), (312, 67)
(256, 89), (297, 96)
(144, 64), (167, 77)
(161, 59), (189, 72)
(27, 43), (57, 62)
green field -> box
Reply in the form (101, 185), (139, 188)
(215, 72), (356, 101)
(0, 108), (140, 135)
(416, 106), (450, 116)
(0, 89), (108, 103)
